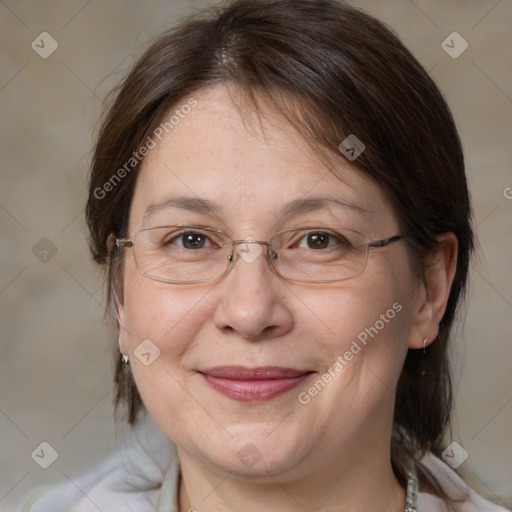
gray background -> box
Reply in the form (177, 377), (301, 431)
(1, 0), (511, 509)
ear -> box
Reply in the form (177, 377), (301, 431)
(408, 232), (458, 349)
(107, 234), (129, 353)
(110, 272), (129, 354)
(116, 299), (129, 354)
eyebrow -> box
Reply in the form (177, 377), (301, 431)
(144, 196), (220, 222)
(143, 195), (371, 223)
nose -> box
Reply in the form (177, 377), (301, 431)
(212, 240), (293, 340)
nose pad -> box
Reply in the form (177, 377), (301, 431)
(234, 237), (265, 265)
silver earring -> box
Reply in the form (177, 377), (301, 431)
(420, 338), (428, 376)
(121, 354), (130, 367)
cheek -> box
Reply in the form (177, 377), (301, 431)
(296, 308), (407, 444)
(120, 262), (215, 394)
(313, 272), (404, 345)
(122, 260), (198, 344)
(309, 266), (413, 392)
(121, 271), (208, 429)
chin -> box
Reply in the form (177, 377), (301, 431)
(184, 423), (311, 479)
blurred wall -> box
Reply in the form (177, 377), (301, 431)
(1, 0), (511, 509)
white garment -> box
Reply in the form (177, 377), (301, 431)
(17, 417), (508, 512)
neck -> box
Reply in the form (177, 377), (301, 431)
(177, 442), (405, 512)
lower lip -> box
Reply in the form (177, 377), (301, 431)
(202, 374), (311, 402)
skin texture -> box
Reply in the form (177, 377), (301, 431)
(117, 86), (458, 512)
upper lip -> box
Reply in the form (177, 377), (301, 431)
(199, 366), (312, 380)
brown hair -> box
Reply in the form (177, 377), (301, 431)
(86, 0), (473, 498)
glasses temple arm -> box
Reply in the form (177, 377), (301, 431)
(368, 234), (406, 248)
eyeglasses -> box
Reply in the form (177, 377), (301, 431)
(115, 225), (405, 284)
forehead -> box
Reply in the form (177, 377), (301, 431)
(128, 85), (396, 233)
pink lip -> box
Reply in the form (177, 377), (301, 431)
(200, 366), (313, 402)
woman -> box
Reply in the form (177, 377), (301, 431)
(18, 0), (508, 510)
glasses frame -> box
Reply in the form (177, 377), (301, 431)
(115, 225), (406, 285)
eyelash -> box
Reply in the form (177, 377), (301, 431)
(165, 231), (217, 249)
(163, 229), (351, 250)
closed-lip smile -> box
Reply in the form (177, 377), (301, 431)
(199, 366), (313, 402)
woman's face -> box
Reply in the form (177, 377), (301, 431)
(118, 85), (423, 480)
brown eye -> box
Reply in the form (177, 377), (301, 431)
(164, 231), (213, 250)
(180, 232), (208, 249)
(297, 231), (349, 250)
(305, 232), (331, 249)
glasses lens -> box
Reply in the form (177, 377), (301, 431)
(134, 226), (231, 283)
(130, 226), (370, 284)
(270, 228), (368, 282)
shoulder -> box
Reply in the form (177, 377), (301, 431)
(418, 453), (509, 511)
(15, 486), (55, 512)
(14, 453), (158, 512)
(15, 418), (176, 512)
